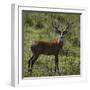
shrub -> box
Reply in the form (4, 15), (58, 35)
(35, 20), (44, 29)
(25, 15), (34, 26)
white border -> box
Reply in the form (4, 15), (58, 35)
(11, 4), (87, 87)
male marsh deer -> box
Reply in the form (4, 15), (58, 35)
(28, 21), (71, 75)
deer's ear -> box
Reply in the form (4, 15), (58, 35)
(55, 26), (61, 34)
(56, 30), (61, 34)
(63, 31), (68, 35)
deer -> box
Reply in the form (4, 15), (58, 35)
(28, 21), (71, 75)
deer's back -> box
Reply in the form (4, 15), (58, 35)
(31, 41), (62, 55)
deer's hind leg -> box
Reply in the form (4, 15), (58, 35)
(28, 55), (34, 72)
(28, 54), (39, 76)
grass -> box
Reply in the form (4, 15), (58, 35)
(23, 26), (80, 77)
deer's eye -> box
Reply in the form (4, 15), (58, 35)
(63, 31), (67, 35)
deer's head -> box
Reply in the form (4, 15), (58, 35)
(51, 18), (73, 45)
(55, 24), (69, 40)
(54, 21), (72, 44)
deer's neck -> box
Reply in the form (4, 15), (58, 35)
(57, 36), (64, 47)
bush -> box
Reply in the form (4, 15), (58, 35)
(72, 37), (80, 47)
(35, 20), (44, 29)
(25, 15), (34, 26)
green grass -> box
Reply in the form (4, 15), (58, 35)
(23, 27), (80, 77)
(23, 54), (80, 77)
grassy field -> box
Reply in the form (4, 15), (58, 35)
(22, 11), (80, 77)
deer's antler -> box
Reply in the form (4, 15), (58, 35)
(52, 20), (61, 34)
(63, 20), (73, 35)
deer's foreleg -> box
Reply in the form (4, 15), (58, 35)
(55, 55), (59, 72)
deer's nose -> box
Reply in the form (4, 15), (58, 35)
(61, 35), (64, 38)
(61, 36), (64, 39)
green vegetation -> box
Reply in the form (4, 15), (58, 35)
(22, 11), (80, 77)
